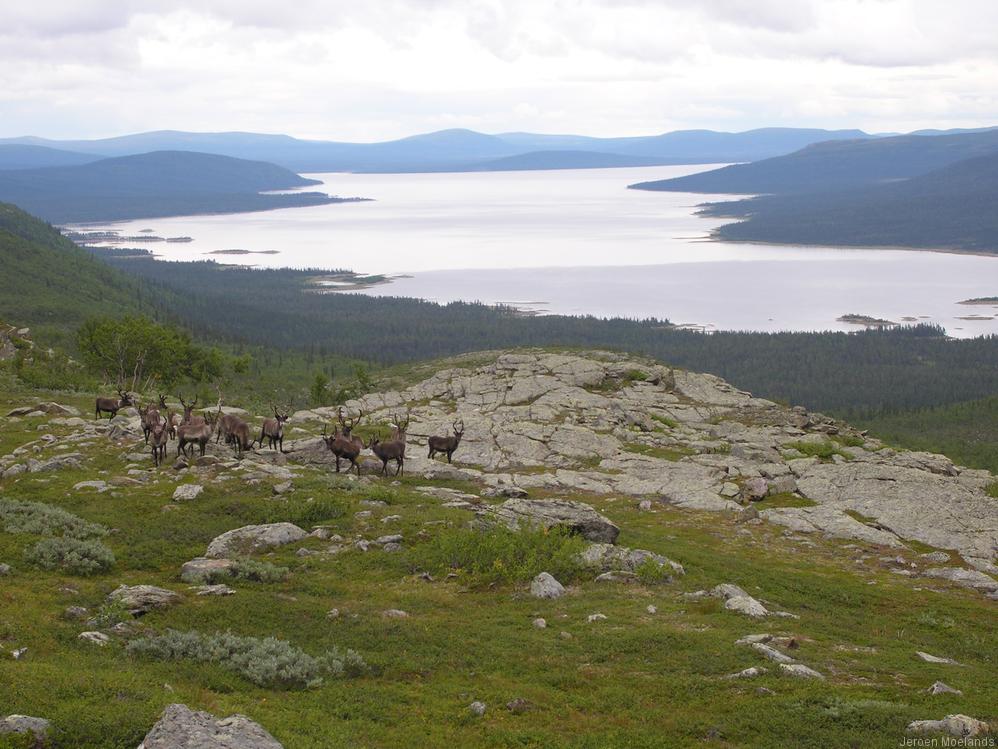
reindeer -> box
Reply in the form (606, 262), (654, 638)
(428, 419), (464, 463)
(177, 418), (212, 459)
(140, 394), (167, 443)
(212, 400), (242, 445)
(177, 394), (206, 426)
(366, 429), (406, 477)
(321, 407), (364, 474)
(259, 404), (290, 452)
(149, 416), (169, 467)
(95, 388), (133, 420)
(228, 418), (256, 457)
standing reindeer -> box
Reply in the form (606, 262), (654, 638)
(95, 388), (133, 420)
(177, 417), (212, 459)
(177, 394), (206, 426)
(428, 419), (464, 463)
(321, 408), (364, 474)
(259, 405), (290, 452)
(140, 394), (167, 443)
(367, 411), (409, 477)
(150, 417), (169, 467)
(212, 399), (243, 445)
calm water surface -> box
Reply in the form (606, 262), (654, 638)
(73, 165), (998, 337)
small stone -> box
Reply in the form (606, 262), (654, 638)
(108, 585), (182, 615)
(0, 563), (10, 576)
(355, 510), (372, 519)
(272, 481), (292, 496)
(779, 663), (824, 679)
(309, 527), (334, 540)
(381, 515), (402, 523)
(78, 631), (110, 646)
(530, 571), (566, 599)
(587, 613), (607, 623)
(172, 484), (203, 501)
(532, 617), (547, 629)
(927, 681), (962, 696)
(506, 698), (531, 715)
(383, 609), (408, 619)
(469, 701), (486, 717)
(751, 643), (796, 664)
(63, 606), (88, 620)
(194, 584), (235, 596)
(559, 631), (573, 640)
(646, 604), (657, 614)
(382, 542), (403, 553)
(916, 651), (962, 666)
(637, 499), (653, 511)
(727, 666), (767, 679)
(11, 648), (27, 660)
(327, 608), (340, 619)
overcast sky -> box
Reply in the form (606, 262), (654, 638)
(2, 0), (997, 141)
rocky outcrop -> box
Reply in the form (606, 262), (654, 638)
(0, 715), (50, 747)
(479, 498), (619, 543)
(906, 714), (990, 738)
(180, 557), (235, 583)
(530, 572), (566, 599)
(205, 523), (307, 558)
(578, 543), (684, 576)
(138, 703), (282, 749)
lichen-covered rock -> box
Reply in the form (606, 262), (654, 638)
(108, 584), (182, 615)
(578, 543), (684, 576)
(530, 571), (565, 599)
(712, 583), (769, 617)
(180, 557), (235, 583)
(480, 498), (619, 543)
(906, 714), (989, 738)
(922, 567), (998, 593)
(205, 523), (307, 558)
(138, 703), (282, 748)
(0, 714), (51, 746)
(172, 484), (203, 501)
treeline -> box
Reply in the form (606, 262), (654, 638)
(103, 254), (998, 417)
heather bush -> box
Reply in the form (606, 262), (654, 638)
(0, 498), (107, 539)
(126, 629), (366, 688)
(204, 557), (289, 584)
(24, 536), (115, 575)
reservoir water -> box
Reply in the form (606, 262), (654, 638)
(72, 165), (998, 337)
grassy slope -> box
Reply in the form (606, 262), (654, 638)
(1, 383), (995, 749)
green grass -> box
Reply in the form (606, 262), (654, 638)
(754, 492), (817, 509)
(784, 440), (853, 461)
(1, 380), (997, 748)
(622, 443), (695, 461)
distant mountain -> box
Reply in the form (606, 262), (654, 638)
(0, 151), (359, 223)
(0, 126), (883, 173)
(628, 128), (998, 195)
(0, 144), (102, 170)
(701, 152), (998, 252)
(455, 150), (684, 172)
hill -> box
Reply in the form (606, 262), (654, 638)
(0, 349), (995, 747)
(702, 152), (998, 252)
(0, 127), (881, 173)
(0, 151), (355, 223)
(629, 128), (998, 195)
(0, 144), (101, 170)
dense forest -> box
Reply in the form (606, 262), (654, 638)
(0, 151), (358, 223)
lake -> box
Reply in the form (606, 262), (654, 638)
(72, 165), (998, 337)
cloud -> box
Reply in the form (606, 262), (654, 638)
(0, 0), (996, 139)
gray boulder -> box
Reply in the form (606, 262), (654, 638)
(906, 714), (990, 738)
(205, 523), (307, 558)
(180, 557), (236, 583)
(530, 571), (566, 599)
(712, 583), (769, 617)
(0, 714), (51, 746)
(480, 498), (619, 543)
(922, 567), (998, 593)
(108, 585), (182, 615)
(577, 543), (684, 577)
(138, 703), (282, 748)
(172, 484), (204, 502)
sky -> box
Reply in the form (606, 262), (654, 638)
(2, 0), (998, 141)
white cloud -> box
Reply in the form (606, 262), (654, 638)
(0, 0), (996, 139)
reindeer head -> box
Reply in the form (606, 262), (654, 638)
(272, 404), (290, 425)
(337, 407), (361, 437)
(453, 419), (465, 441)
(178, 393), (198, 421)
(364, 431), (382, 450)
(158, 393), (168, 410)
(117, 388), (133, 407)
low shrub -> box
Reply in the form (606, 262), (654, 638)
(264, 496), (345, 526)
(126, 629), (366, 688)
(986, 482), (998, 499)
(0, 498), (107, 539)
(409, 525), (586, 585)
(24, 536), (115, 575)
(785, 441), (852, 461)
(213, 557), (289, 584)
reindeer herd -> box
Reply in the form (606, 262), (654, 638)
(95, 390), (465, 476)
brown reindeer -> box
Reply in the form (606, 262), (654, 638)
(366, 430), (406, 477)
(259, 404), (290, 452)
(321, 407), (364, 474)
(150, 417), (169, 467)
(177, 418), (212, 459)
(213, 403), (243, 445)
(228, 418), (256, 457)
(95, 388), (133, 420)
(177, 394), (206, 426)
(140, 394), (167, 443)
(428, 419), (464, 463)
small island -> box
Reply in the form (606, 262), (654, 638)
(958, 296), (998, 305)
(837, 314), (898, 328)
(206, 249), (281, 256)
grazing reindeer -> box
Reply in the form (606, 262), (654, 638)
(428, 419), (464, 463)
(321, 408), (364, 474)
(140, 394), (166, 443)
(259, 404), (290, 452)
(366, 430), (406, 477)
(167, 407), (181, 440)
(95, 388), (133, 420)
(213, 402), (243, 445)
(150, 417), (169, 467)
(177, 394), (206, 426)
(228, 418), (256, 457)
